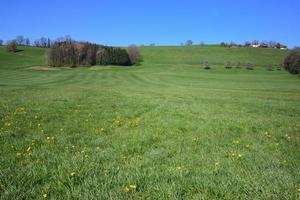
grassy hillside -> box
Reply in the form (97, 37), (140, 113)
(0, 45), (299, 199)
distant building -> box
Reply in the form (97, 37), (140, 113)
(259, 43), (269, 48)
(275, 43), (287, 50)
(251, 44), (259, 48)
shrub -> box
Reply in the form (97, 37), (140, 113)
(6, 41), (17, 52)
(236, 62), (242, 69)
(127, 45), (142, 65)
(225, 61), (232, 69)
(283, 48), (300, 74)
(267, 64), (274, 71)
(204, 61), (211, 69)
(245, 63), (254, 70)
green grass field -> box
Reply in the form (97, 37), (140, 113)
(0, 45), (299, 199)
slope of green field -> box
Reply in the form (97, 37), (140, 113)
(0, 45), (299, 199)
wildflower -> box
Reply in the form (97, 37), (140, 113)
(176, 166), (183, 170)
(47, 137), (51, 140)
(85, 155), (88, 158)
(34, 115), (38, 119)
(38, 124), (41, 127)
(27, 146), (32, 152)
(5, 122), (11, 127)
(124, 184), (137, 193)
(129, 184), (137, 190)
(100, 128), (104, 132)
(16, 152), (22, 158)
(60, 128), (64, 132)
(297, 187), (300, 192)
(214, 161), (220, 167)
(96, 147), (100, 150)
(43, 193), (47, 198)
(124, 186), (130, 193)
(237, 154), (242, 159)
(245, 144), (250, 148)
(70, 172), (76, 177)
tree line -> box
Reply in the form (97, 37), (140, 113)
(47, 40), (142, 67)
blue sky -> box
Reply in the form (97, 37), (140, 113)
(0, 0), (299, 47)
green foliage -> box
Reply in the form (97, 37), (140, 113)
(47, 41), (131, 67)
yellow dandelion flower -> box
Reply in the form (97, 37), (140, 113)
(245, 144), (250, 148)
(16, 152), (22, 157)
(238, 154), (242, 158)
(43, 193), (47, 198)
(176, 166), (182, 170)
(60, 128), (64, 132)
(214, 161), (220, 167)
(129, 184), (137, 189)
(34, 115), (38, 119)
(100, 128), (104, 132)
(46, 136), (51, 140)
(70, 172), (76, 177)
(124, 186), (130, 193)
(297, 187), (300, 192)
(85, 155), (88, 158)
(38, 124), (41, 127)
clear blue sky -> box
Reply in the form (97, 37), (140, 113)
(0, 0), (299, 47)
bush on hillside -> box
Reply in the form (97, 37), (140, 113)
(236, 62), (242, 69)
(283, 48), (300, 74)
(6, 41), (17, 52)
(267, 64), (274, 71)
(127, 45), (142, 65)
(225, 61), (232, 69)
(203, 61), (211, 69)
(245, 63), (254, 70)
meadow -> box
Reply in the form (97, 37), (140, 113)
(0, 45), (299, 199)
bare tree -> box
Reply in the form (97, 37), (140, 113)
(25, 38), (30, 46)
(15, 35), (25, 45)
(0, 39), (3, 46)
(6, 41), (17, 52)
(127, 45), (142, 65)
(268, 41), (277, 48)
(185, 40), (193, 46)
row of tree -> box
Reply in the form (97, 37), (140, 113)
(220, 41), (287, 48)
(47, 41), (142, 67)
(1, 35), (63, 48)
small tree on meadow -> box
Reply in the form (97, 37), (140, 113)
(185, 40), (193, 46)
(6, 41), (17, 52)
(236, 61), (242, 68)
(225, 61), (232, 69)
(203, 61), (210, 69)
(127, 45), (142, 65)
(0, 39), (3, 46)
